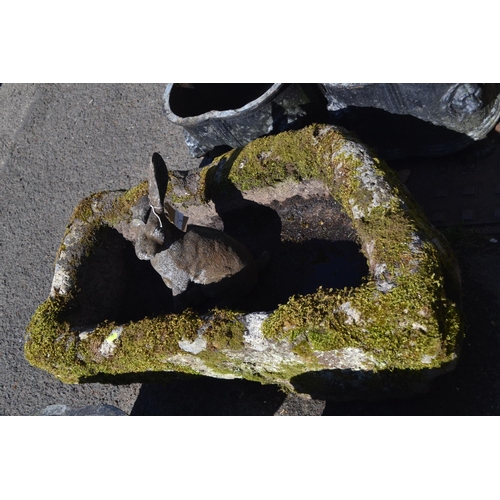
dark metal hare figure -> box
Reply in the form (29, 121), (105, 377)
(130, 153), (265, 309)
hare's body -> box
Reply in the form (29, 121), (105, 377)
(150, 224), (258, 298)
(130, 153), (263, 307)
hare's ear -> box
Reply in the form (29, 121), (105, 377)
(149, 152), (169, 213)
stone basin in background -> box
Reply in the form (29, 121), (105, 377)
(25, 124), (463, 400)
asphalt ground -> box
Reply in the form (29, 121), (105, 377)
(0, 84), (199, 415)
(2, 83), (500, 416)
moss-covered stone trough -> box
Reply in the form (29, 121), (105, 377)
(25, 124), (463, 400)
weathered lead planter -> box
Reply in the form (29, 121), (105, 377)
(25, 124), (463, 400)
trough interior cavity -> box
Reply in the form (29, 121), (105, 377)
(62, 227), (174, 327)
(217, 193), (368, 312)
(169, 84), (274, 117)
(63, 193), (369, 326)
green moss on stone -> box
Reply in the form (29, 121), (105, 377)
(85, 310), (203, 376)
(25, 302), (206, 383)
(200, 127), (334, 198)
(203, 309), (245, 351)
(25, 295), (83, 383)
(105, 182), (148, 226)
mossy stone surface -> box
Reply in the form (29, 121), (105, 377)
(25, 124), (463, 399)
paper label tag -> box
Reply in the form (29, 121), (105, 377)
(165, 202), (188, 231)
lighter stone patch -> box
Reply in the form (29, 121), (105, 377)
(78, 329), (95, 340)
(222, 312), (303, 377)
(338, 301), (362, 325)
(50, 263), (73, 297)
(50, 220), (89, 297)
(225, 345), (303, 376)
(421, 354), (434, 364)
(99, 326), (123, 358)
(243, 179), (331, 206)
(350, 202), (364, 220)
(409, 234), (424, 253)
(193, 269), (208, 285)
(357, 164), (392, 211)
(334, 144), (393, 217)
(167, 353), (236, 379)
(314, 347), (378, 370)
(61, 220), (85, 246)
(412, 322), (428, 332)
(241, 312), (271, 351)
(178, 335), (207, 354)
(374, 263), (397, 292)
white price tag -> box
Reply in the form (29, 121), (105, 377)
(165, 202), (188, 231)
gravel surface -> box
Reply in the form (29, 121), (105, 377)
(2, 83), (500, 416)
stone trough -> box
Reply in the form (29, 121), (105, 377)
(25, 124), (463, 400)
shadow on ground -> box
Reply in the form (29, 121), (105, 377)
(130, 378), (287, 416)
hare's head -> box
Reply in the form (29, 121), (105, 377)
(130, 153), (170, 260)
(131, 206), (166, 260)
